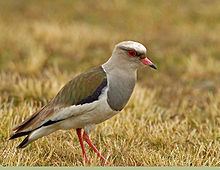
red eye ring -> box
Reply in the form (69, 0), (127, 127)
(128, 50), (137, 57)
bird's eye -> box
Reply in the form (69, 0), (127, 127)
(128, 50), (137, 57)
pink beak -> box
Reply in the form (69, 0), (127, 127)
(140, 57), (157, 69)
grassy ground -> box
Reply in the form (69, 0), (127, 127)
(0, 0), (220, 166)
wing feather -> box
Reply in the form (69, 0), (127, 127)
(12, 66), (107, 134)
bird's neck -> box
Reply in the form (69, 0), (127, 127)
(102, 55), (137, 111)
(102, 54), (137, 79)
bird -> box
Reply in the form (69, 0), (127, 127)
(9, 40), (157, 163)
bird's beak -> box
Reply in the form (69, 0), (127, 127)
(140, 57), (157, 70)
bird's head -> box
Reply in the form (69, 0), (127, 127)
(112, 41), (157, 70)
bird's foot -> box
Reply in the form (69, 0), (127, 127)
(100, 158), (109, 166)
(95, 152), (110, 166)
(82, 155), (90, 165)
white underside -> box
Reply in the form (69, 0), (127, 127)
(28, 87), (118, 142)
(56, 87), (118, 129)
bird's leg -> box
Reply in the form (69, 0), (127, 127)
(83, 131), (107, 163)
(76, 128), (88, 163)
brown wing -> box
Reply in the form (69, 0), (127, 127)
(11, 66), (107, 135)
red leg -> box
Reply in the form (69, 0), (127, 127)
(76, 128), (88, 163)
(83, 131), (106, 162)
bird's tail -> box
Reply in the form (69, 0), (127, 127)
(9, 131), (32, 148)
(9, 106), (47, 148)
(17, 136), (30, 148)
(10, 124), (58, 149)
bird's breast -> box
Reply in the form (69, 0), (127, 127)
(106, 74), (136, 111)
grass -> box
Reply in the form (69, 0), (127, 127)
(0, 0), (220, 166)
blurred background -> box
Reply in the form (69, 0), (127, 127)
(0, 0), (219, 104)
(0, 0), (220, 166)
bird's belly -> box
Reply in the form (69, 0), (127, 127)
(59, 98), (118, 130)
(85, 103), (118, 124)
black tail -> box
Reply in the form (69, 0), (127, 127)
(17, 136), (30, 148)
(9, 131), (30, 140)
(9, 131), (31, 149)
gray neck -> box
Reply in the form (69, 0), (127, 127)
(102, 55), (137, 111)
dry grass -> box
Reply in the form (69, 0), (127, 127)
(0, 0), (220, 166)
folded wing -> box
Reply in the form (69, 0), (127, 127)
(11, 66), (107, 137)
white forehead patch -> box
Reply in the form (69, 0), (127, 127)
(116, 41), (147, 54)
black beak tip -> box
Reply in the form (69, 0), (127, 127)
(149, 64), (157, 70)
